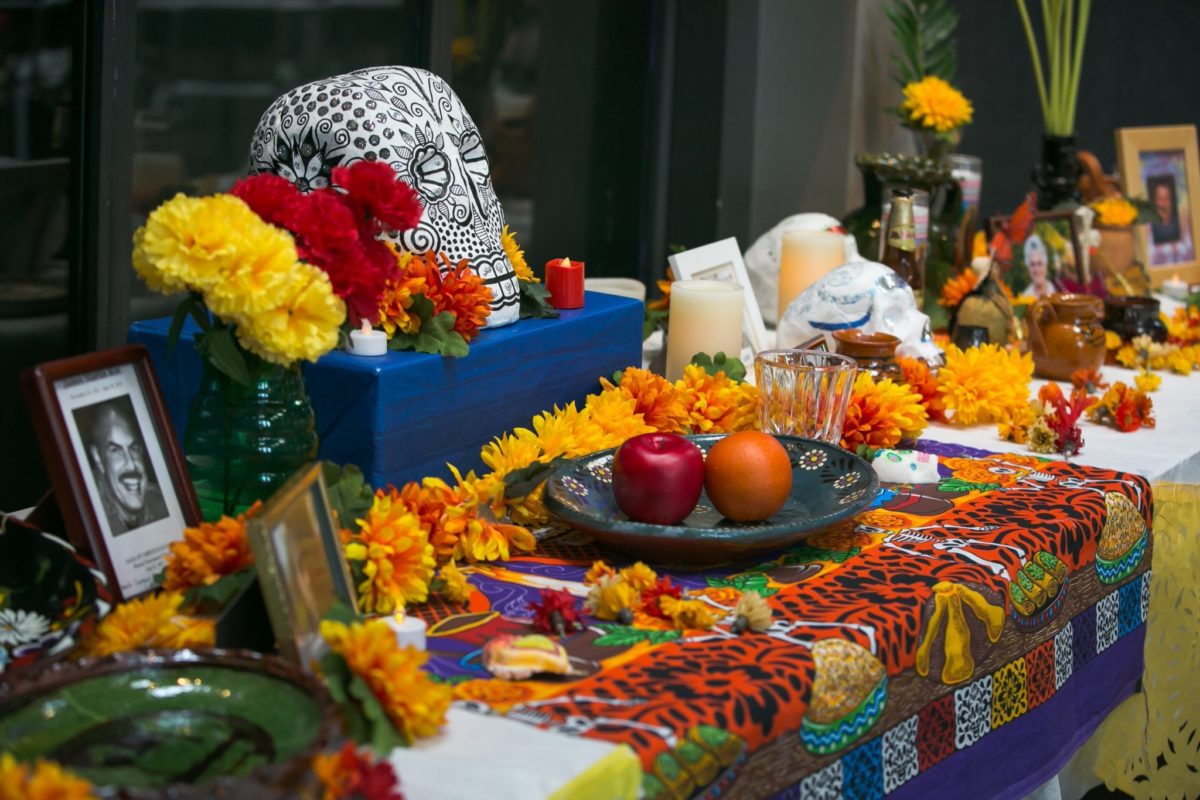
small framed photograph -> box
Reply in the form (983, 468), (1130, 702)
(1116, 124), (1200, 282)
(668, 237), (770, 353)
(987, 211), (1084, 300)
(248, 463), (356, 670)
(21, 345), (200, 601)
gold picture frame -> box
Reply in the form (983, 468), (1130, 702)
(1116, 124), (1200, 285)
(248, 463), (356, 670)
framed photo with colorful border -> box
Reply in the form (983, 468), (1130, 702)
(1116, 124), (1200, 285)
(20, 345), (200, 601)
(248, 463), (355, 670)
(987, 211), (1084, 299)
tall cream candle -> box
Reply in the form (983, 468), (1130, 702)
(665, 280), (744, 381)
(777, 230), (846, 321)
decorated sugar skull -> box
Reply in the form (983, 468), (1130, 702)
(777, 260), (942, 363)
(248, 66), (520, 327)
(743, 213), (858, 325)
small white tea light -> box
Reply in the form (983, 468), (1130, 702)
(348, 318), (387, 357)
(384, 612), (427, 651)
(1162, 273), (1189, 301)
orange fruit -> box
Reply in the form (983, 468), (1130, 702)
(703, 431), (792, 522)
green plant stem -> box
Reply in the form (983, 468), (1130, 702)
(1065, 0), (1091, 134)
(1061, 0), (1074, 132)
(1016, 0), (1050, 127)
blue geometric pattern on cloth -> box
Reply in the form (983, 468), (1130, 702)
(1072, 604), (1099, 672)
(841, 736), (884, 800)
(1117, 580), (1142, 638)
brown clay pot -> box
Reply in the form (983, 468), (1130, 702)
(833, 329), (904, 383)
(1027, 293), (1106, 380)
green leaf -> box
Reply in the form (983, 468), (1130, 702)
(689, 351), (747, 383)
(706, 572), (778, 597)
(194, 327), (252, 386)
(518, 279), (560, 320)
(389, 308), (470, 357)
(643, 308), (668, 341)
(591, 624), (681, 647)
(323, 600), (361, 626)
(937, 477), (1001, 494)
(349, 673), (407, 751)
(503, 456), (568, 499)
(778, 543), (862, 566)
(182, 569), (256, 615)
(322, 462), (375, 529)
(166, 294), (198, 358)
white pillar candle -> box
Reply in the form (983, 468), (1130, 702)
(348, 319), (388, 357)
(778, 231), (846, 322)
(384, 613), (427, 651)
(665, 280), (744, 381)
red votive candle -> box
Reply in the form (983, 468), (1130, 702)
(545, 257), (585, 309)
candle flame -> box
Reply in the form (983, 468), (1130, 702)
(360, 317), (373, 335)
(1172, 273), (1181, 282)
(562, 257), (571, 268)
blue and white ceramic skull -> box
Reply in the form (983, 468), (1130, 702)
(248, 66), (520, 327)
(777, 260), (942, 363)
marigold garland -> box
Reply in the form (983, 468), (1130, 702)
(840, 372), (928, 451)
(0, 753), (97, 800)
(162, 501), (260, 591)
(345, 488), (436, 614)
(83, 591), (214, 657)
(937, 343), (1033, 426)
(319, 618), (451, 743)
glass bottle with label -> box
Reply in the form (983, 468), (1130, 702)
(881, 192), (923, 308)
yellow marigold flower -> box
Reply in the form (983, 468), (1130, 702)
(996, 400), (1041, 445)
(585, 390), (656, 446)
(1105, 330), (1122, 351)
(1090, 197), (1138, 227)
(132, 193), (257, 294)
(378, 251), (426, 337)
(901, 76), (973, 133)
(675, 363), (759, 434)
(585, 574), (639, 620)
(203, 217), (299, 319)
(972, 232), (989, 259)
(659, 595), (717, 630)
(840, 372), (929, 450)
(236, 265), (345, 365)
(937, 344), (1033, 426)
(83, 591), (214, 657)
(524, 403), (593, 460)
(433, 467), (536, 564)
(436, 561), (471, 604)
(646, 267), (674, 312)
(939, 268), (977, 308)
(501, 225), (537, 283)
(1114, 343), (1140, 369)
(733, 590), (773, 633)
(348, 488), (436, 613)
(162, 501), (260, 591)
(1028, 416), (1057, 454)
(618, 562), (658, 593)
(320, 618), (451, 743)
(1168, 350), (1193, 375)
(506, 481), (550, 527)
(898, 356), (946, 423)
(583, 560), (616, 586)
(0, 753), (97, 800)
(1135, 370), (1161, 393)
(480, 432), (543, 482)
(601, 367), (690, 433)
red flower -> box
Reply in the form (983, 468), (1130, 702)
(315, 743), (404, 800)
(230, 173), (301, 229)
(333, 161), (424, 235)
(640, 577), (683, 620)
(1112, 397), (1143, 432)
(528, 589), (583, 636)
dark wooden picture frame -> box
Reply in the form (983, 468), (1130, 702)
(248, 463), (355, 670)
(20, 345), (200, 601)
(987, 211), (1085, 297)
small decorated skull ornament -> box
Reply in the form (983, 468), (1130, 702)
(248, 66), (520, 327)
(777, 260), (943, 363)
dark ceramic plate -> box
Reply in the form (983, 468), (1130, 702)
(0, 648), (339, 797)
(544, 434), (879, 565)
(0, 520), (109, 674)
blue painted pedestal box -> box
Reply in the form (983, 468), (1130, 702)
(129, 291), (643, 489)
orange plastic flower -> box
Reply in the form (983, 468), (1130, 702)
(320, 618), (452, 743)
(840, 372), (928, 451)
(585, 390), (656, 446)
(162, 501), (260, 591)
(583, 560), (616, 586)
(83, 591), (214, 657)
(937, 343), (1033, 426)
(646, 267), (673, 311)
(0, 753), (97, 800)
(346, 487), (436, 613)
(1070, 367), (1108, 394)
(415, 467), (536, 564)
(601, 367), (689, 434)
(453, 678), (535, 712)
(939, 268), (977, 308)
(407, 251), (492, 340)
(898, 356), (946, 423)
(377, 269), (427, 337)
(675, 363), (759, 434)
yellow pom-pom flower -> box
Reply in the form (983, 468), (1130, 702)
(436, 561), (472, 604)
(839, 372), (929, 450)
(236, 264), (345, 365)
(937, 344), (1033, 426)
(585, 390), (656, 446)
(659, 595), (717, 630)
(1090, 197), (1139, 227)
(618, 562), (659, 593)
(901, 76), (973, 133)
(347, 488), (436, 614)
(83, 591), (214, 657)
(0, 753), (97, 800)
(585, 574), (639, 620)
(675, 363), (759, 434)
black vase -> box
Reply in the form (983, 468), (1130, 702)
(1033, 134), (1080, 210)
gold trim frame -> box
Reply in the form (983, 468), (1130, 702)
(248, 463), (356, 669)
(1115, 124), (1200, 285)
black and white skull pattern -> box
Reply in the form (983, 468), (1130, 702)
(248, 66), (520, 327)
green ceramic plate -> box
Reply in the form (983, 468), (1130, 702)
(544, 434), (879, 565)
(0, 649), (338, 793)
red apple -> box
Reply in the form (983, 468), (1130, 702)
(612, 433), (705, 525)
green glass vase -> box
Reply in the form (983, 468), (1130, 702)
(184, 355), (318, 521)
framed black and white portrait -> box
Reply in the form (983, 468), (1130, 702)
(21, 345), (200, 600)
